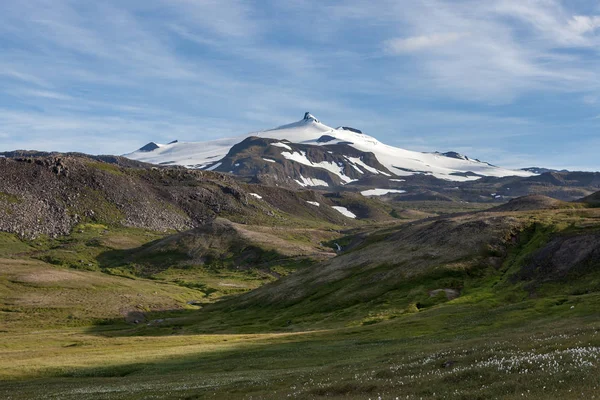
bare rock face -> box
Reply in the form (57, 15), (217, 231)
(0, 156), (254, 238)
(137, 142), (160, 152)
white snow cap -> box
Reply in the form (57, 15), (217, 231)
(124, 112), (536, 182)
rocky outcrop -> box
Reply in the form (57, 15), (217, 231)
(0, 156), (255, 238)
(442, 151), (469, 161)
(303, 112), (319, 122)
(137, 142), (160, 152)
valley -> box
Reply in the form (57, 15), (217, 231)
(1, 152), (600, 398)
(1, 116), (600, 399)
(5, 1), (600, 398)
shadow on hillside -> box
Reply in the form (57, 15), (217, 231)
(88, 308), (211, 337)
(94, 228), (304, 278)
(95, 235), (190, 275)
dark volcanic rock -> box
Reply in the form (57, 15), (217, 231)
(317, 135), (336, 143)
(442, 151), (469, 161)
(137, 142), (160, 152)
(340, 126), (362, 134)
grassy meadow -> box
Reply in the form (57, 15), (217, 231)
(1, 206), (600, 399)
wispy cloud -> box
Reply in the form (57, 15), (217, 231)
(384, 33), (467, 53)
(1, 0), (600, 170)
(8, 89), (72, 101)
(380, 0), (600, 101)
(569, 15), (600, 35)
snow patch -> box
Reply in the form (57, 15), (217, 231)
(332, 206), (357, 219)
(294, 175), (329, 187)
(361, 188), (407, 196)
(249, 193), (262, 199)
(282, 151), (356, 184)
(262, 158), (276, 163)
(346, 157), (390, 176)
(390, 178), (406, 182)
(306, 201), (320, 207)
(205, 162), (222, 171)
(270, 142), (292, 151)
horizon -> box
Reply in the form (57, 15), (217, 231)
(2, 1), (600, 171)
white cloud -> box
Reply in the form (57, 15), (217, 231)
(0, 0), (599, 170)
(163, 0), (260, 38)
(384, 33), (466, 53)
(567, 15), (600, 35)
(9, 89), (73, 101)
(379, 0), (600, 101)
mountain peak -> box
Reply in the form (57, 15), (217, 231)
(138, 142), (160, 152)
(303, 112), (319, 123)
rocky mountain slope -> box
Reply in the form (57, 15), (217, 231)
(208, 136), (393, 188)
(0, 154), (411, 238)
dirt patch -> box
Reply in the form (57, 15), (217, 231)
(14, 269), (85, 284)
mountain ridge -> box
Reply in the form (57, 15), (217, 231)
(124, 113), (535, 184)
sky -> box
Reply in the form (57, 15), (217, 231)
(1, 0), (600, 170)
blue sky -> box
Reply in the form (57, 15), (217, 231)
(1, 0), (600, 170)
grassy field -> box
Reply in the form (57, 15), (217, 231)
(1, 207), (600, 399)
(0, 290), (598, 399)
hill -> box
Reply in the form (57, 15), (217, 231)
(581, 190), (600, 206)
(488, 195), (569, 212)
(0, 154), (414, 238)
(181, 204), (600, 333)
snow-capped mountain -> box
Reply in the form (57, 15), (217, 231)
(125, 113), (535, 185)
(208, 135), (393, 188)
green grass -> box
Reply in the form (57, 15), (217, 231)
(0, 191), (21, 204)
(0, 232), (32, 256)
(8, 221), (333, 303)
(28, 223), (163, 271)
(0, 290), (598, 399)
(85, 161), (125, 176)
(389, 200), (494, 214)
(1, 208), (600, 398)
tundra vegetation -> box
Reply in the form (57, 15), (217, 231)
(0, 158), (599, 399)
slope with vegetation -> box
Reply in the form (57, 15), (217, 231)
(1, 159), (600, 399)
